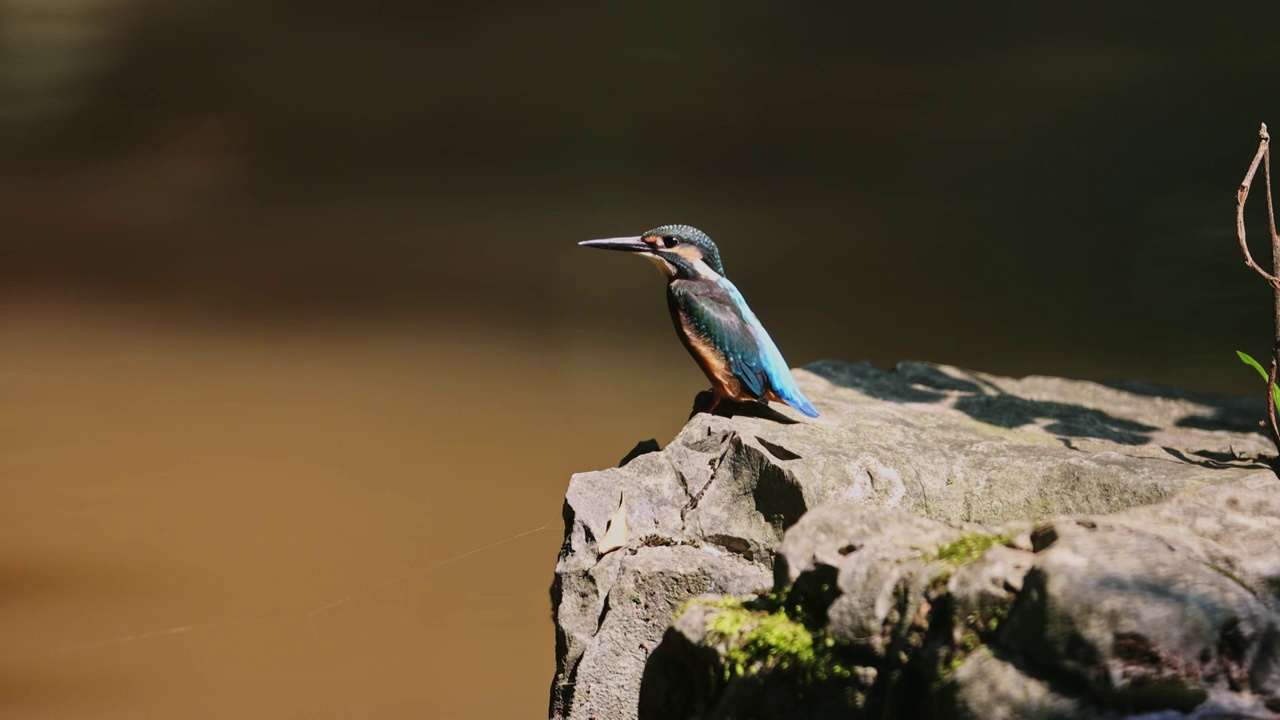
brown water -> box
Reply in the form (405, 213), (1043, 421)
(0, 301), (695, 719)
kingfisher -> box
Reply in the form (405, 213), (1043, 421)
(579, 224), (819, 418)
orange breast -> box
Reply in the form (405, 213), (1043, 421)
(677, 314), (749, 401)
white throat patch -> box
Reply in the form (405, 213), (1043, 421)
(642, 254), (677, 277)
(690, 258), (723, 282)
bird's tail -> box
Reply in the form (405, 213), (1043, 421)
(781, 388), (819, 418)
(767, 374), (819, 417)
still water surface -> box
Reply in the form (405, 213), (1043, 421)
(0, 301), (695, 718)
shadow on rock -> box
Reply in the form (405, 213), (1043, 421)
(953, 395), (1155, 445)
(689, 391), (801, 425)
(1100, 379), (1270, 436)
(807, 359), (1269, 452)
(1161, 446), (1272, 471)
(637, 626), (726, 720)
(804, 359), (980, 404)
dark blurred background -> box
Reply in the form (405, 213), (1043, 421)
(3, 2), (1280, 718)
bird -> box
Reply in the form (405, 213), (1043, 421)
(579, 224), (819, 418)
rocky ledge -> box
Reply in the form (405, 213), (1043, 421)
(549, 361), (1280, 720)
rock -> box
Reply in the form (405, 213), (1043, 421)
(653, 495), (1280, 719)
(549, 361), (1279, 720)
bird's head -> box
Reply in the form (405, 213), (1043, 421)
(578, 224), (726, 281)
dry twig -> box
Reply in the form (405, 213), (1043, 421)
(1235, 123), (1280, 458)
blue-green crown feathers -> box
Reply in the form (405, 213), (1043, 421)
(645, 224), (726, 277)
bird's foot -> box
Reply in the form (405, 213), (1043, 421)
(688, 390), (800, 424)
(690, 390), (722, 418)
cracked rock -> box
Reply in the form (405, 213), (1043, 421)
(550, 360), (1280, 720)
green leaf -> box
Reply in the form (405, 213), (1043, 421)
(1237, 350), (1280, 407)
(1238, 350), (1270, 382)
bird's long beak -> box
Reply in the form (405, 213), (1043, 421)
(578, 236), (651, 253)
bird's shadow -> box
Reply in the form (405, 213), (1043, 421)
(803, 359), (1270, 450)
(688, 391), (801, 425)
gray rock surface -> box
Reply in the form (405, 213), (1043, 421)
(549, 361), (1279, 720)
(650, 488), (1280, 719)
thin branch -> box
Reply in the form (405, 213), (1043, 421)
(1268, 129), (1280, 246)
(1235, 123), (1280, 467)
(1236, 123), (1280, 288)
(1269, 348), (1280, 454)
(1264, 127), (1280, 459)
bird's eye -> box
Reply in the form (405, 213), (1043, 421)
(661, 236), (679, 248)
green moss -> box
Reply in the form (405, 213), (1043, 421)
(930, 652), (970, 693)
(934, 532), (1012, 566)
(936, 654), (967, 682)
(681, 594), (844, 684)
(706, 601), (752, 639)
(929, 568), (954, 592)
(982, 603), (1009, 632)
(676, 594), (745, 622)
(963, 602), (1010, 636)
(731, 612), (819, 677)
(929, 588), (1015, 693)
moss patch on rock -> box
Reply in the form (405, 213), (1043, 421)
(682, 594), (852, 683)
(933, 531), (1013, 566)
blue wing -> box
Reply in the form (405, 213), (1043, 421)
(669, 279), (819, 418)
